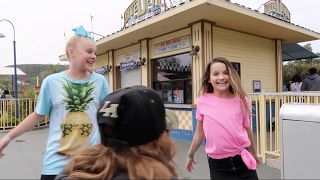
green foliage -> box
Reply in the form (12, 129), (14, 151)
(3, 64), (69, 86)
(0, 86), (36, 128)
(0, 79), (10, 91)
(19, 86), (36, 98)
(0, 101), (22, 127)
(283, 43), (320, 85)
(18, 86), (36, 117)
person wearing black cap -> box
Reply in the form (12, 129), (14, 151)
(55, 85), (179, 180)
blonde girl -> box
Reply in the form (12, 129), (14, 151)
(0, 25), (110, 180)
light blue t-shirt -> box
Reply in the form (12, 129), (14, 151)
(35, 71), (110, 175)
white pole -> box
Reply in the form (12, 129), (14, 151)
(90, 14), (95, 40)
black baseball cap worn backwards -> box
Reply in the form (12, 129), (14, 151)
(97, 85), (167, 148)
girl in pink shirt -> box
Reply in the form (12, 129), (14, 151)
(185, 57), (261, 179)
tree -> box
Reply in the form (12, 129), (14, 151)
(283, 43), (320, 85)
(39, 64), (59, 83)
(0, 79), (10, 91)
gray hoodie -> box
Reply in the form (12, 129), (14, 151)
(301, 74), (320, 91)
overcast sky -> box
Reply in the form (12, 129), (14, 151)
(0, 0), (319, 68)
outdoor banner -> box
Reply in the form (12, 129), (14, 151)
(123, 0), (166, 28)
(118, 50), (140, 71)
(154, 35), (190, 55)
(264, 0), (290, 22)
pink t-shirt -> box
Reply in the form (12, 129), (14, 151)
(196, 93), (251, 159)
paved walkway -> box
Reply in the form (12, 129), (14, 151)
(0, 128), (280, 179)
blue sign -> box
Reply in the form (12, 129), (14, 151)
(95, 66), (107, 74)
(120, 60), (137, 71)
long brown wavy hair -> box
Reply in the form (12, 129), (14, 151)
(65, 132), (178, 179)
(199, 57), (251, 115)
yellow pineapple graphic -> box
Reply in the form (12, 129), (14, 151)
(59, 79), (95, 155)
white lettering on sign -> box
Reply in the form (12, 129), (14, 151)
(124, 0), (166, 28)
(123, 0), (192, 28)
(264, 0), (290, 22)
(154, 35), (190, 55)
(168, 0), (192, 7)
(120, 60), (137, 71)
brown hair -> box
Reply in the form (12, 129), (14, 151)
(65, 132), (178, 179)
(199, 57), (251, 115)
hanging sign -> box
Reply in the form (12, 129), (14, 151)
(264, 0), (290, 22)
(118, 50), (140, 71)
(120, 60), (137, 71)
(95, 66), (107, 74)
(253, 80), (261, 93)
(154, 35), (190, 55)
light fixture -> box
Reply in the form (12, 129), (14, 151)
(138, 57), (146, 66)
(0, 19), (19, 118)
(106, 65), (112, 72)
(189, 45), (200, 56)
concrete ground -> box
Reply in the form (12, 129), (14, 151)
(0, 128), (280, 179)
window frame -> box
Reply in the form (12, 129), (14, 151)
(152, 52), (192, 104)
(231, 62), (241, 77)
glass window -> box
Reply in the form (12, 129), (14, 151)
(153, 53), (191, 81)
(231, 62), (241, 77)
(153, 53), (192, 104)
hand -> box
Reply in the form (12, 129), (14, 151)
(185, 156), (196, 172)
(251, 153), (262, 168)
(0, 136), (11, 158)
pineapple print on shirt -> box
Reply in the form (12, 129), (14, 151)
(59, 78), (96, 155)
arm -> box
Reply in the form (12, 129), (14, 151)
(1, 77), (51, 154)
(185, 120), (205, 172)
(245, 127), (257, 154)
(300, 80), (306, 91)
(243, 99), (261, 163)
(285, 82), (291, 91)
(0, 112), (45, 157)
(245, 127), (261, 164)
(187, 120), (205, 155)
(5, 112), (45, 141)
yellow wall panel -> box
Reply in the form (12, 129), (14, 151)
(212, 26), (276, 93)
(114, 44), (140, 66)
(95, 53), (109, 70)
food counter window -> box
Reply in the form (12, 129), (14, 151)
(153, 53), (192, 104)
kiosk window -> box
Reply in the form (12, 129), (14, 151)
(153, 53), (192, 104)
(231, 62), (241, 77)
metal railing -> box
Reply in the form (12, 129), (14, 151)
(0, 98), (49, 130)
(2, 92), (320, 164)
(248, 92), (320, 163)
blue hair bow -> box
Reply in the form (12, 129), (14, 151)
(72, 25), (94, 40)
